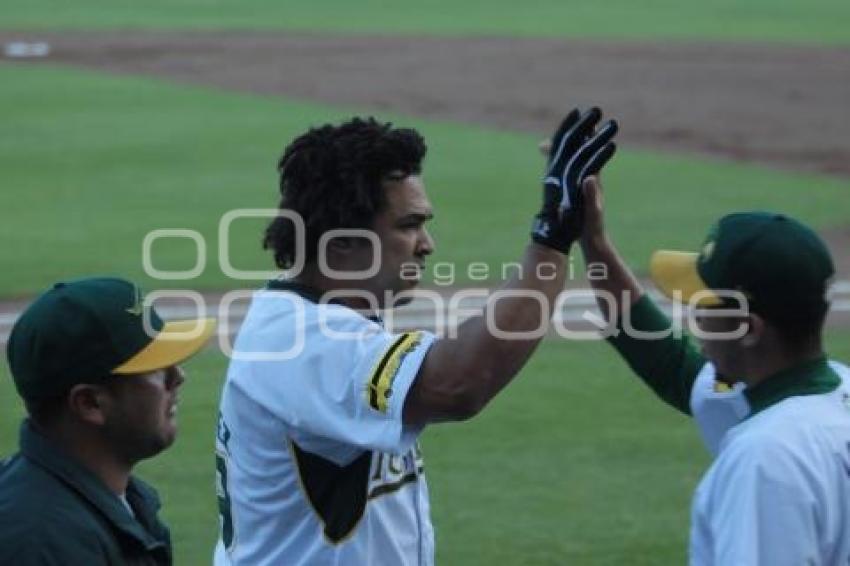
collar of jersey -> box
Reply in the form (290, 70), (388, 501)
(743, 355), (839, 418)
(266, 279), (344, 305)
(265, 279), (383, 324)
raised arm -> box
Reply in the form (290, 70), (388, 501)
(578, 176), (704, 414)
(403, 108), (618, 425)
(578, 176), (644, 319)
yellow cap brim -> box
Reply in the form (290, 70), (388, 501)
(649, 251), (722, 307)
(112, 318), (216, 374)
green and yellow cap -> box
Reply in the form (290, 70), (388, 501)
(649, 212), (834, 320)
(6, 277), (216, 400)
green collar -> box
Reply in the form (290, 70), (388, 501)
(744, 355), (839, 417)
(19, 420), (167, 551)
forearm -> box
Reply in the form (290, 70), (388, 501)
(580, 229), (702, 414)
(406, 244), (566, 423)
(579, 233), (643, 321)
(608, 295), (704, 415)
(457, 243), (566, 396)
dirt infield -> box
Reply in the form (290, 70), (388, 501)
(3, 30), (850, 180)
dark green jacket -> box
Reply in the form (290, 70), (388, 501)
(0, 420), (172, 565)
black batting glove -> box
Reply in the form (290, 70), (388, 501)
(531, 107), (618, 254)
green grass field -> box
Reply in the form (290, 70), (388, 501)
(3, 331), (850, 564)
(3, 0), (850, 45)
(1, 64), (847, 296)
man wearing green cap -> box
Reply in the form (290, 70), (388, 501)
(0, 277), (215, 565)
(577, 177), (850, 565)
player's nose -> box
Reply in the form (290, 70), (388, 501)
(166, 365), (186, 390)
(418, 227), (435, 256)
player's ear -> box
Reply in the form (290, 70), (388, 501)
(325, 235), (376, 273)
(67, 383), (111, 426)
(318, 236), (352, 272)
(740, 313), (765, 348)
(327, 237), (355, 253)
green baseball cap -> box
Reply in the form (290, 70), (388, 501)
(6, 277), (216, 400)
(649, 212), (834, 321)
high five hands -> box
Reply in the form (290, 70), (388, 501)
(532, 107), (618, 254)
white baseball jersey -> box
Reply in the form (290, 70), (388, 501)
(688, 360), (850, 565)
(214, 282), (437, 566)
(689, 360), (850, 455)
(612, 297), (850, 564)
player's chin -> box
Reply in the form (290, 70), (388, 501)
(391, 281), (420, 305)
(135, 427), (177, 460)
(159, 408), (179, 446)
(407, 275), (425, 292)
(401, 272), (422, 287)
(156, 425), (179, 452)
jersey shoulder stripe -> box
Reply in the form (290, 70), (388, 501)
(367, 331), (424, 413)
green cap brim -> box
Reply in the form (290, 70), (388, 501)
(112, 318), (216, 374)
(649, 251), (723, 307)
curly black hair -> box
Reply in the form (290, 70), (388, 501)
(263, 117), (428, 269)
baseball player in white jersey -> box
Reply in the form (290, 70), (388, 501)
(577, 174), (850, 565)
(214, 111), (619, 564)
